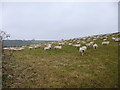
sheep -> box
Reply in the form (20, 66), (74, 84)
(79, 46), (87, 56)
(89, 41), (94, 46)
(59, 42), (65, 45)
(103, 39), (107, 41)
(112, 37), (116, 40)
(44, 44), (52, 50)
(44, 46), (51, 50)
(46, 44), (52, 47)
(68, 43), (72, 46)
(34, 46), (38, 49)
(6, 47), (17, 52)
(93, 44), (98, 50)
(114, 38), (120, 42)
(81, 41), (86, 44)
(54, 46), (62, 50)
(17, 48), (24, 51)
(82, 46), (87, 50)
(34, 45), (41, 49)
(93, 39), (97, 41)
(103, 36), (108, 39)
(86, 43), (91, 47)
(86, 42), (94, 47)
(8, 47), (14, 51)
(102, 41), (110, 45)
(29, 47), (33, 49)
(87, 38), (91, 42)
(73, 44), (81, 48)
(82, 38), (86, 40)
(3, 47), (9, 50)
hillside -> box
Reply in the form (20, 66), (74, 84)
(2, 32), (119, 88)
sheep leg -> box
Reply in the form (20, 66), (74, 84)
(82, 53), (83, 56)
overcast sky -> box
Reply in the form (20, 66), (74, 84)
(0, 2), (118, 40)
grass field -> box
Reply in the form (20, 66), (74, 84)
(2, 33), (119, 88)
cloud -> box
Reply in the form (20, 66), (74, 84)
(1, 2), (118, 40)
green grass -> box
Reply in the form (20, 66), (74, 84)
(2, 33), (118, 88)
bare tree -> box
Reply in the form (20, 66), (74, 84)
(0, 30), (10, 41)
(0, 30), (10, 54)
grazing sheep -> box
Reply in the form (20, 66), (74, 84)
(29, 47), (33, 49)
(17, 48), (24, 51)
(102, 41), (110, 45)
(44, 44), (52, 50)
(86, 43), (91, 47)
(86, 42), (94, 47)
(112, 37), (116, 40)
(93, 39), (97, 41)
(79, 46), (87, 56)
(89, 41), (94, 46)
(73, 44), (81, 48)
(44, 46), (51, 50)
(82, 41), (86, 44)
(87, 39), (91, 42)
(68, 43), (72, 46)
(59, 42), (65, 45)
(34, 45), (41, 49)
(114, 38), (120, 42)
(103, 36), (108, 39)
(103, 39), (107, 41)
(47, 44), (52, 47)
(54, 46), (62, 50)
(93, 44), (98, 49)
(3, 47), (9, 50)
(7, 47), (15, 51)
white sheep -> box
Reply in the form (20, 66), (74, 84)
(93, 39), (97, 41)
(46, 44), (52, 47)
(86, 42), (94, 47)
(79, 46), (87, 56)
(102, 41), (110, 45)
(34, 45), (41, 49)
(17, 47), (24, 51)
(114, 38), (120, 42)
(93, 44), (98, 49)
(44, 46), (51, 50)
(29, 47), (33, 49)
(3, 47), (9, 50)
(73, 44), (81, 48)
(59, 42), (65, 45)
(103, 39), (107, 41)
(89, 41), (94, 46)
(68, 43), (72, 46)
(54, 46), (62, 50)
(81, 41), (86, 44)
(112, 37), (116, 40)
(86, 43), (91, 47)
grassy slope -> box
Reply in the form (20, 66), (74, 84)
(2, 34), (118, 88)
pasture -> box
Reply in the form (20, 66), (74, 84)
(2, 33), (119, 88)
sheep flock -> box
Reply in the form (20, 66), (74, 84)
(3, 32), (120, 56)
(2, 32), (119, 88)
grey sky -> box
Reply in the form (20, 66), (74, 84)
(0, 2), (118, 40)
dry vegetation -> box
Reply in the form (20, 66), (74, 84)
(2, 33), (119, 88)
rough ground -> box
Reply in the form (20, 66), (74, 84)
(2, 33), (118, 88)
